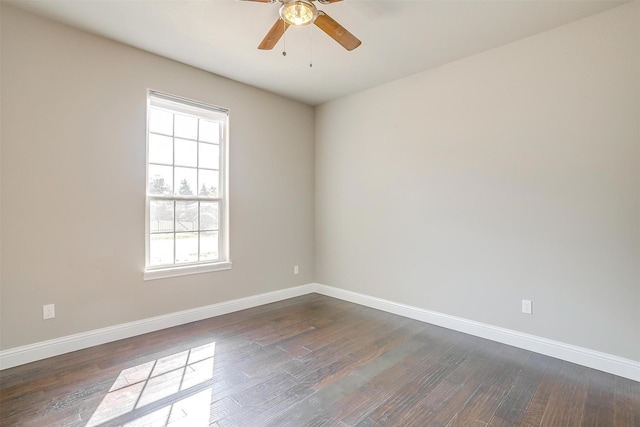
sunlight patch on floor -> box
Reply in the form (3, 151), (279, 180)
(86, 342), (216, 427)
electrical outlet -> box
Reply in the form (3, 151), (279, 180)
(43, 304), (55, 320)
(522, 299), (532, 315)
(294, 265), (299, 275)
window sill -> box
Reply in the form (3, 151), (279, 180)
(144, 261), (232, 281)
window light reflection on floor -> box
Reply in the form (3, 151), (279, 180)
(86, 342), (216, 427)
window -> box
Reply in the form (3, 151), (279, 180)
(144, 91), (230, 280)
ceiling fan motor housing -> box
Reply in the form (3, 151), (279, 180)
(279, 0), (318, 26)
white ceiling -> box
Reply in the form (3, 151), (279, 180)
(7, 0), (627, 105)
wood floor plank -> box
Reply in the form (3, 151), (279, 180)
(491, 352), (549, 425)
(367, 362), (452, 425)
(263, 338), (430, 427)
(518, 356), (563, 426)
(344, 328), (478, 424)
(539, 361), (589, 426)
(445, 382), (506, 427)
(411, 374), (482, 427)
(1, 294), (638, 427)
(615, 376), (640, 427)
(334, 337), (455, 425)
(582, 369), (616, 426)
(400, 356), (483, 426)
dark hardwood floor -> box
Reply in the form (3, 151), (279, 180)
(1, 294), (638, 426)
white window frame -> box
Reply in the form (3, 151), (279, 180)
(144, 90), (231, 280)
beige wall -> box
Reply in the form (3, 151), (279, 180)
(316, 2), (640, 360)
(0, 5), (315, 349)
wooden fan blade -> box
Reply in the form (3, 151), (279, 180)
(258, 18), (290, 50)
(314, 11), (361, 51)
(317, 0), (344, 3)
(239, 0), (274, 2)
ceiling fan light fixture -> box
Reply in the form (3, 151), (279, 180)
(279, 0), (317, 26)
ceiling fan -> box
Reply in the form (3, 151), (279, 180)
(243, 0), (362, 51)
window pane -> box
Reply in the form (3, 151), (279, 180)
(149, 165), (173, 195)
(150, 200), (174, 232)
(174, 167), (197, 196)
(150, 233), (174, 266)
(174, 114), (198, 140)
(176, 232), (198, 264)
(199, 120), (219, 143)
(200, 231), (219, 261)
(176, 201), (198, 232)
(200, 202), (218, 231)
(149, 134), (173, 165)
(174, 138), (197, 167)
(149, 108), (173, 135)
(198, 170), (219, 198)
(199, 143), (219, 170)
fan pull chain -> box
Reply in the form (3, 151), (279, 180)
(309, 26), (313, 68)
(282, 20), (287, 56)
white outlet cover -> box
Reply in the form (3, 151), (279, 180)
(522, 299), (532, 314)
(43, 304), (55, 320)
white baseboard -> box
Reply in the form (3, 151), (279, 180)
(313, 283), (640, 382)
(0, 284), (315, 370)
(2, 282), (638, 382)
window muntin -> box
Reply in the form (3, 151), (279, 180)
(145, 91), (229, 277)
